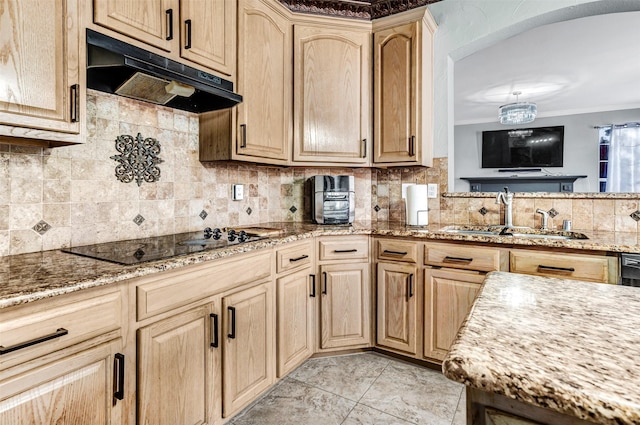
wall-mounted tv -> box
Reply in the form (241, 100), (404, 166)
(481, 126), (564, 168)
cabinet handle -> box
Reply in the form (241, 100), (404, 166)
(383, 249), (407, 256)
(408, 274), (414, 298)
(184, 19), (192, 49)
(239, 124), (247, 148)
(322, 272), (327, 295)
(70, 84), (79, 123)
(443, 256), (473, 264)
(409, 135), (416, 156)
(362, 138), (367, 158)
(290, 254), (309, 262)
(210, 313), (219, 348)
(227, 306), (236, 339)
(113, 353), (125, 403)
(0, 327), (68, 355)
(165, 9), (173, 40)
(334, 249), (357, 253)
(310, 274), (316, 297)
(537, 265), (575, 273)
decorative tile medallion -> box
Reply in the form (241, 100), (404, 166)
(133, 214), (145, 226)
(246, 207), (253, 216)
(374, 205), (381, 212)
(32, 220), (51, 235)
(289, 205), (297, 213)
(199, 210), (208, 220)
(548, 208), (559, 218)
(479, 207), (488, 216)
(110, 133), (164, 187)
(631, 210), (640, 222)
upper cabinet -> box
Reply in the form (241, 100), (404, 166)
(372, 10), (436, 166)
(93, 0), (235, 77)
(293, 24), (371, 165)
(0, 0), (84, 146)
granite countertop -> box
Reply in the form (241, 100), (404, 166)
(2, 221), (640, 309)
(442, 271), (640, 425)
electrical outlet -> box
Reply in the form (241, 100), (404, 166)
(232, 184), (244, 200)
(427, 184), (438, 198)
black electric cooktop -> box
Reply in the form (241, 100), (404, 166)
(62, 228), (265, 265)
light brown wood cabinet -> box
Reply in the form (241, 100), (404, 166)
(222, 280), (275, 418)
(0, 0), (84, 146)
(372, 10), (436, 166)
(376, 261), (419, 355)
(293, 23), (371, 165)
(276, 241), (315, 377)
(93, 0), (235, 77)
(137, 300), (222, 425)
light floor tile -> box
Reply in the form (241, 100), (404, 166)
(342, 404), (415, 425)
(452, 388), (467, 425)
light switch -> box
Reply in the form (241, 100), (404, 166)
(232, 184), (244, 200)
(427, 184), (438, 198)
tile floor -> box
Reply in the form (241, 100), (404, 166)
(229, 352), (466, 425)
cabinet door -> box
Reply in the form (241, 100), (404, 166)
(235, 0), (291, 163)
(94, 0), (176, 51)
(0, 340), (123, 425)
(377, 262), (418, 355)
(223, 281), (275, 417)
(277, 269), (315, 377)
(293, 25), (371, 164)
(180, 0), (235, 76)
(373, 23), (418, 164)
(320, 262), (371, 349)
(423, 268), (483, 361)
(138, 301), (221, 425)
(0, 0), (82, 139)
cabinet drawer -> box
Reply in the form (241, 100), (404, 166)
(277, 240), (313, 274)
(0, 288), (122, 367)
(376, 239), (418, 263)
(318, 236), (369, 261)
(510, 250), (616, 283)
(425, 242), (504, 272)
(136, 249), (272, 320)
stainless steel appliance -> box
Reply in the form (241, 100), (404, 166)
(620, 253), (640, 287)
(62, 228), (263, 265)
(311, 175), (355, 224)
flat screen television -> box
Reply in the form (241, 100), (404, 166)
(481, 126), (564, 168)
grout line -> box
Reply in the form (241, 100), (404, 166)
(449, 386), (466, 425)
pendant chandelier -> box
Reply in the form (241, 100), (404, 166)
(498, 91), (537, 125)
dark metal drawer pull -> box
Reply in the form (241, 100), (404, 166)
(184, 19), (192, 49)
(290, 254), (309, 262)
(239, 124), (247, 148)
(408, 274), (414, 298)
(165, 9), (173, 40)
(210, 313), (219, 348)
(310, 274), (316, 297)
(227, 306), (236, 339)
(70, 84), (79, 122)
(383, 250), (408, 256)
(113, 353), (125, 402)
(443, 256), (473, 264)
(538, 265), (575, 273)
(409, 135), (415, 156)
(334, 249), (358, 253)
(362, 138), (367, 158)
(322, 272), (328, 294)
(0, 328), (68, 355)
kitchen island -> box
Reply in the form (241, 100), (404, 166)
(442, 271), (640, 425)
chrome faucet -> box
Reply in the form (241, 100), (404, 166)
(495, 187), (514, 227)
(535, 209), (549, 230)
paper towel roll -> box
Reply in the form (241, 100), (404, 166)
(405, 184), (429, 226)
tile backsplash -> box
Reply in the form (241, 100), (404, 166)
(1, 90), (638, 256)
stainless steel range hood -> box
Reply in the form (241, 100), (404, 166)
(86, 29), (242, 113)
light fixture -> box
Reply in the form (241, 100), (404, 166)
(498, 91), (537, 125)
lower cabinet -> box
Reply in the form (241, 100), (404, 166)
(423, 268), (483, 361)
(319, 262), (371, 349)
(0, 340), (124, 425)
(376, 261), (418, 355)
(137, 300), (221, 425)
(222, 280), (275, 418)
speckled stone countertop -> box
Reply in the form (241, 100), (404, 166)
(2, 221), (640, 309)
(442, 272), (640, 425)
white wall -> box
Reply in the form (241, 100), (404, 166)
(454, 108), (640, 192)
(426, 0), (640, 190)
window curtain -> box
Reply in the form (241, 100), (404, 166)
(605, 124), (640, 192)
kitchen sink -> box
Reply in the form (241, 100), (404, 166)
(439, 226), (588, 240)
